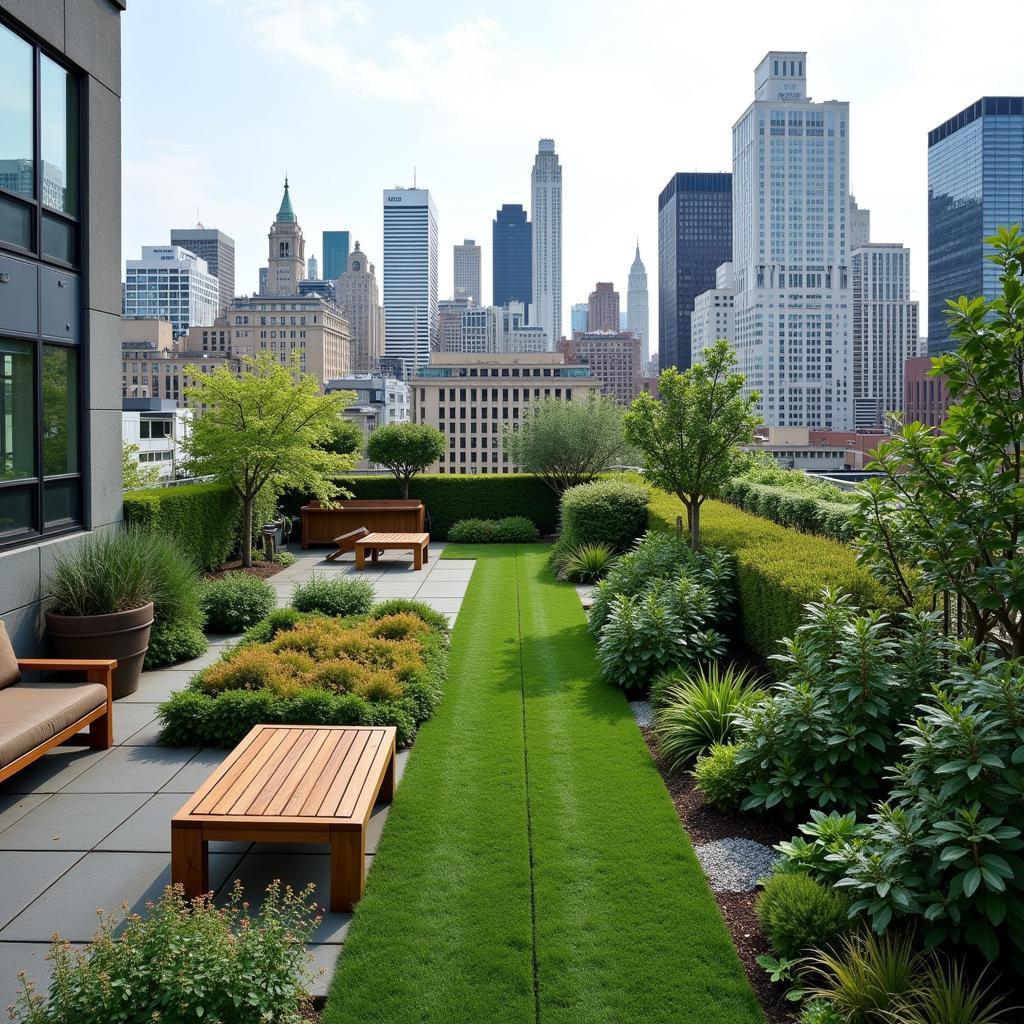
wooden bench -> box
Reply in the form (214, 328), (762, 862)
(171, 725), (396, 912)
(355, 532), (430, 571)
(324, 526), (371, 562)
(300, 500), (425, 549)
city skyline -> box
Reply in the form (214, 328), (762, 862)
(120, 0), (1024, 353)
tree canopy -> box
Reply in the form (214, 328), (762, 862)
(181, 353), (356, 566)
(624, 339), (761, 549)
(502, 394), (634, 493)
(366, 422), (446, 498)
(122, 443), (160, 491)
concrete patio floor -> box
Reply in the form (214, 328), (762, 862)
(0, 543), (473, 1012)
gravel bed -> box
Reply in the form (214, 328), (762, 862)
(694, 837), (778, 893)
(629, 700), (653, 728)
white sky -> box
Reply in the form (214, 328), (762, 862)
(122, 0), (1024, 354)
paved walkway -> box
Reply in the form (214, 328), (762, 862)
(0, 543), (472, 1012)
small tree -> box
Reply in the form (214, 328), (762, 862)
(122, 443), (160, 490)
(366, 422), (446, 498)
(181, 353), (356, 567)
(320, 416), (365, 458)
(854, 225), (1024, 656)
(502, 394), (633, 493)
(624, 340), (761, 549)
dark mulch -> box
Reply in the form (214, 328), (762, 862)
(642, 726), (797, 1024)
(205, 558), (287, 581)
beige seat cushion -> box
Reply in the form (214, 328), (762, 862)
(0, 621), (20, 690)
(0, 682), (107, 768)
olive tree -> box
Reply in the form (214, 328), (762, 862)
(366, 422), (446, 498)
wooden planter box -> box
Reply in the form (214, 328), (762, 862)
(300, 500), (426, 548)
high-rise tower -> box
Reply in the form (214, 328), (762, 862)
(627, 243), (650, 365)
(170, 226), (235, 313)
(492, 204), (532, 310)
(453, 239), (481, 305)
(531, 139), (562, 348)
(265, 177), (305, 296)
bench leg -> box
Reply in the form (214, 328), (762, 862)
(422, 543), (429, 564)
(355, 546), (365, 570)
(88, 710), (113, 749)
(171, 826), (209, 900)
(413, 546), (422, 570)
(378, 747), (396, 804)
(330, 829), (365, 912)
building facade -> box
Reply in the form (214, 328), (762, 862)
(322, 229), (350, 281)
(851, 244), (919, 430)
(326, 373), (409, 466)
(690, 262), (736, 366)
(337, 242), (384, 373)
(124, 245), (219, 338)
(492, 203), (532, 310)
(122, 398), (191, 480)
(927, 96), (1024, 353)
(626, 244), (650, 366)
(657, 172), (732, 371)
(531, 140), (562, 348)
(731, 52), (853, 429)
(454, 239), (481, 305)
(169, 226), (235, 313)
(587, 282), (620, 333)
(849, 196), (871, 251)
(0, 0), (125, 650)
(570, 303), (588, 335)
(383, 187), (438, 370)
(903, 355), (949, 428)
(438, 299), (499, 354)
(412, 353), (601, 474)
(264, 178), (305, 296)
(557, 331), (642, 405)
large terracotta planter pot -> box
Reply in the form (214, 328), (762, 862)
(45, 602), (154, 700)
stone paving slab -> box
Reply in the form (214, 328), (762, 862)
(0, 941), (73, 1016)
(0, 793), (149, 852)
(96, 793), (249, 854)
(0, 747), (111, 796)
(61, 746), (199, 794)
(0, 795), (48, 834)
(111, 702), (160, 744)
(0, 852), (83, 930)
(159, 748), (231, 793)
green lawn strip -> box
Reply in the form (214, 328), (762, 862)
(322, 545), (535, 1024)
(514, 546), (764, 1024)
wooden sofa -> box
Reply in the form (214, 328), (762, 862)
(0, 621), (115, 785)
(300, 499), (426, 549)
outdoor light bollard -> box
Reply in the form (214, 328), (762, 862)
(262, 524), (278, 561)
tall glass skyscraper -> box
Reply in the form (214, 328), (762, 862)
(657, 172), (732, 371)
(928, 97), (1024, 353)
(322, 230), (350, 281)
(492, 204), (532, 310)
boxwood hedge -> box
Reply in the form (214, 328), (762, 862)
(719, 477), (856, 541)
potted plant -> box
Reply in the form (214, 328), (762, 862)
(44, 529), (158, 699)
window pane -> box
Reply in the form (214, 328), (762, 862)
(0, 24), (34, 200)
(42, 212), (76, 263)
(40, 55), (78, 216)
(44, 476), (79, 527)
(0, 483), (33, 536)
(0, 339), (34, 480)
(42, 344), (78, 475)
(0, 193), (32, 250)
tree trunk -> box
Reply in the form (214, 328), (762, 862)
(688, 501), (701, 551)
(241, 494), (253, 568)
(402, 475), (410, 500)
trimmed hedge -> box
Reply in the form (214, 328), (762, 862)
(282, 474), (561, 540)
(559, 478), (650, 552)
(447, 516), (540, 543)
(720, 477), (855, 541)
(124, 483), (277, 571)
(648, 488), (891, 663)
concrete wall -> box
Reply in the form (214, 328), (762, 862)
(0, 0), (125, 653)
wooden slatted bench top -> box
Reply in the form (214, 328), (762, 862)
(173, 724), (396, 829)
(358, 532), (430, 547)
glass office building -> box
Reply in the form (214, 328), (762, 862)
(928, 97), (1024, 353)
(657, 172), (732, 371)
(322, 230), (350, 281)
(492, 204), (532, 311)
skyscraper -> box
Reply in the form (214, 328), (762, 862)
(730, 52), (853, 428)
(928, 97), (1024, 353)
(531, 139), (562, 348)
(849, 196), (871, 250)
(124, 245), (219, 338)
(383, 187), (438, 370)
(570, 303), (588, 335)
(337, 242), (385, 373)
(627, 244), (650, 365)
(454, 239), (482, 304)
(322, 230), (351, 280)
(851, 244), (919, 430)
(587, 282), (620, 332)
(265, 177), (305, 295)
(492, 204), (532, 310)
(170, 226), (235, 313)
(306, 254), (319, 280)
(657, 173), (732, 371)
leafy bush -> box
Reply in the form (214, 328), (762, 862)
(447, 516), (540, 544)
(799, 1001), (844, 1024)
(553, 542), (617, 583)
(557, 478), (649, 553)
(145, 620), (208, 669)
(123, 481), (276, 571)
(201, 572), (276, 633)
(143, 534), (208, 670)
(693, 743), (750, 812)
(370, 598), (451, 635)
(756, 873), (851, 960)
(652, 662), (763, 770)
(647, 488), (891, 663)
(10, 881), (319, 1024)
(597, 590), (688, 691)
(291, 574), (375, 617)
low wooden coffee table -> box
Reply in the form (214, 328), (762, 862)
(354, 531), (430, 571)
(171, 724), (396, 912)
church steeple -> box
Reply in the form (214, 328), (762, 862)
(276, 176), (296, 223)
(264, 175), (305, 295)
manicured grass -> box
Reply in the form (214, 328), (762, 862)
(323, 545), (762, 1024)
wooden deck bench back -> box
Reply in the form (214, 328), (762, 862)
(301, 500), (425, 548)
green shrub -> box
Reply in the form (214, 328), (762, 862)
(447, 516), (539, 543)
(647, 488), (892, 663)
(447, 518), (495, 543)
(10, 881), (319, 1024)
(493, 516), (540, 542)
(799, 1001), (845, 1024)
(693, 743), (750, 812)
(553, 542), (617, 583)
(142, 533), (208, 669)
(558, 478), (649, 553)
(652, 662), (763, 770)
(596, 589), (688, 691)
(291, 574), (375, 617)
(145, 620), (208, 669)
(201, 572), (276, 633)
(756, 873), (851, 960)
(370, 598), (450, 635)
